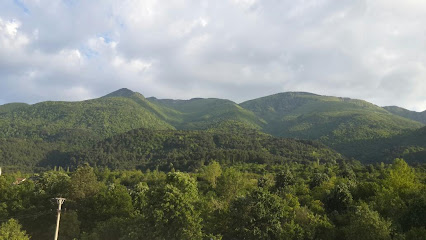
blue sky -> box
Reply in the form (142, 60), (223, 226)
(0, 0), (425, 111)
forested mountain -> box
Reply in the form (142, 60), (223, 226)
(383, 106), (426, 124)
(240, 92), (422, 142)
(1, 89), (425, 240)
(0, 90), (173, 141)
(64, 122), (343, 171)
(380, 126), (426, 163)
(0, 88), (425, 170)
(240, 92), (424, 161)
(147, 97), (265, 129)
(1, 89), (423, 144)
(0, 103), (29, 113)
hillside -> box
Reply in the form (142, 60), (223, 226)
(63, 124), (343, 171)
(0, 102), (29, 113)
(1, 89), (425, 169)
(240, 92), (424, 161)
(383, 106), (426, 124)
(240, 92), (423, 142)
(0, 90), (173, 141)
(383, 126), (426, 163)
(147, 97), (265, 130)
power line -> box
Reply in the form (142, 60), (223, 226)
(0, 210), (53, 223)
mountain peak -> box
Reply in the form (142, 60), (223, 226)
(103, 88), (139, 98)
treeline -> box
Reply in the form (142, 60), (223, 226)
(0, 159), (425, 240)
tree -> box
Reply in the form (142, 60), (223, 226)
(131, 182), (149, 213)
(79, 184), (133, 231)
(310, 173), (329, 189)
(374, 159), (420, 220)
(37, 171), (70, 196)
(48, 211), (80, 240)
(275, 170), (295, 190)
(383, 158), (418, 196)
(216, 168), (248, 205)
(0, 219), (30, 240)
(343, 203), (391, 240)
(144, 172), (203, 240)
(69, 164), (101, 200)
(325, 183), (353, 213)
(201, 161), (222, 188)
(227, 189), (289, 239)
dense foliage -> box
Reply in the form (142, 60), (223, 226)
(1, 88), (425, 168)
(0, 91), (173, 140)
(65, 124), (342, 171)
(384, 106), (426, 124)
(240, 92), (423, 140)
(0, 159), (424, 240)
(147, 97), (265, 130)
(1, 88), (426, 240)
(0, 121), (343, 171)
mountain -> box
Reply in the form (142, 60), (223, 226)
(382, 126), (426, 163)
(240, 92), (424, 161)
(0, 102), (29, 113)
(0, 90), (173, 141)
(102, 87), (136, 98)
(240, 92), (423, 141)
(383, 106), (426, 124)
(147, 97), (265, 130)
(1, 88), (425, 169)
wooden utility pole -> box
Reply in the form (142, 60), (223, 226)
(54, 197), (66, 240)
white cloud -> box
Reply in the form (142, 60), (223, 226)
(0, 18), (29, 50)
(0, 0), (425, 111)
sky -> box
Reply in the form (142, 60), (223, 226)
(0, 0), (425, 111)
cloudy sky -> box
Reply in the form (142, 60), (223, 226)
(0, 0), (425, 111)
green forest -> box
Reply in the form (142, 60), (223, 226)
(1, 159), (425, 240)
(0, 89), (425, 239)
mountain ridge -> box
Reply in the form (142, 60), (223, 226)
(1, 88), (425, 169)
(383, 106), (426, 124)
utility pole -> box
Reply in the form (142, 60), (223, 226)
(54, 197), (66, 240)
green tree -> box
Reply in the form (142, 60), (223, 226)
(201, 161), (222, 188)
(325, 182), (353, 213)
(131, 182), (149, 213)
(0, 219), (30, 240)
(227, 189), (288, 239)
(69, 164), (101, 200)
(144, 172), (203, 240)
(310, 173), (329, 189)
(216, 168), (248, 204)
(79, 184), (133, 231)
(343, 203), (391, 240)
(37, 171), (70, 196)
(275, 170), (295, 190)
(383, 158), (419, 196)
(405, 227), (426, 240)
(49, 211), (80, 240)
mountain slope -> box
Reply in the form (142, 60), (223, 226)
(63, 125), (343, 171)
(0, 91), (174, 141)
(383, 126), (426, 163)
(383, 106), (426, 124)
(240, 92), (423, 142)
(240, 92), (424, 161)
(1, 89), (425, 168)
(147, 97), (266, 130)
(0, 103), (29, 113)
